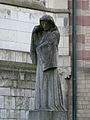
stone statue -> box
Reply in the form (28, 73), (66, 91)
(30, 15), (64, 111)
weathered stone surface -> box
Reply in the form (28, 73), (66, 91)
(0, 60), (36, 120)
(0, 96), (4, 108)
(17, 80), (35, 89)
(0, 88), (10, 96)
(0, 3), (71, 120)
(4, 96), (15, 109)
(16, 97), (30, 110)
(1, 109), (7, 118)
(30, 15), (64, 111)
(0, 0), (69, 13)
(29, 110), (67, 120)
(11, 89), (25, 97)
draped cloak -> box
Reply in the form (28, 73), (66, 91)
(30, 17), (64, 111)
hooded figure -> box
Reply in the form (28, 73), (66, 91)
(30, 15), (64, 111)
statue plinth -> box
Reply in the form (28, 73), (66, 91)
(29, 110), (67, 120)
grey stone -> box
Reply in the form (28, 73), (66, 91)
(4, 97), (15, 109)
(30, 15), (64, 111)
(20, 110), (26, 119)
(4, 96), (11, 109)
(1, 109), (7, 118)
(0, 88), (10, 96)
(11, 97), (16, 109)
(29, 110), (67, 120)
(12, 81), (17, 88)
(0, 96), (4, 108)
(16, 97), (30, 110)
(11, 89), (24, 97)
(19, 72), (25, 80)
(0, 80), (13, 87)
(25, 89), (32, 97)
(17, 81), (35, 89)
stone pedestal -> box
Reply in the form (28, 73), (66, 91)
(29, 110), (67, 120)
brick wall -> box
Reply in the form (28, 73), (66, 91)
(69, 0), (90, 120)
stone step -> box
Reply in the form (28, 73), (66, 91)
(29, 110), (67, 120)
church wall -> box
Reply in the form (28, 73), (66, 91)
(0, 60), (36, 120)
(0, 0), (70, 120)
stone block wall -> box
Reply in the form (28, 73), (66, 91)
(0, 1), (71, 120)
(0, 60), (36, 120)
(0, 49), (71, 120)
(46, 0), (68, 9)
(0, 3), (69, 56)
(0, 4), (44, 52)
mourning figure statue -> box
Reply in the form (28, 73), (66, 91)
(30, 15), (64, 111)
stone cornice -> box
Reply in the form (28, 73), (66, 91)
(0, 0), (70, 14)
(0, 60), (36, 73)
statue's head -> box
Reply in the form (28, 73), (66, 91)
(40, 15), (57, 31)
(32, 15), (57, 34)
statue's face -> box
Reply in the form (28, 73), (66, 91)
(40, 21), (50, 31)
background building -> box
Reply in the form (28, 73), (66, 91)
(69, 0), (90, 120)
(0, 0), (90, 120)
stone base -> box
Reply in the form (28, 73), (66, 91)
(29, 110), (67, 120)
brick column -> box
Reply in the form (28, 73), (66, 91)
(69, 0), (90, 120)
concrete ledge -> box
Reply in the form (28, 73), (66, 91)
(29, 110), (67, 120)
